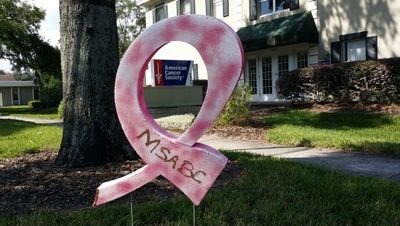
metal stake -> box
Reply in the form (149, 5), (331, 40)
(130, 193), (134, 226)
(193, 204), (196, 226)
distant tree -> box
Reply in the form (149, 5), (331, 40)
(0, 69), (6, 75)
(29, 39), (62, 107)
(116, 0), (145, 57)
(0, 0), (62, 106)
(13, 70), (35, 81)
(0, 0), (44, 70)
(56, 0), (134, 167)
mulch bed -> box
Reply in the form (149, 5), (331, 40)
(207, 124), (267, 143)
(0, 151), (242, 217)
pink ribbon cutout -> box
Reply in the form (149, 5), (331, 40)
(94, 15), (244, 206)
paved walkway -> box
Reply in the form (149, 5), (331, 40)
(0, 115), (63, 126)
(200, 135), (400, 183)
(2, 115), (400, 183)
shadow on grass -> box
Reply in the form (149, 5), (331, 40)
(0, 119), (37, 137)
(342, 141), (400, 156)
(0, 106), (57, 117)
(265, 111), (394, 130)
(0, 106), (30, 115)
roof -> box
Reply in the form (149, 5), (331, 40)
(237, 11), (319, 52)
(0, 81), (37, 87)
(0, 74), (15, 81)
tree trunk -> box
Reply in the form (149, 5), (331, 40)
(56, 0), (135, 167)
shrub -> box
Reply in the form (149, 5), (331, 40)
(277, 57), (400, 104)
(41, 76), (62, 107)
(217, 85), (252, 126)
(28, 100), (46, 109)
(58, 101), (64, 119)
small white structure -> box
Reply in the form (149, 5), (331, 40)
(0, 81), (39, 107)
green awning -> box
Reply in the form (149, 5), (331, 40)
(237, 11), (318, 52)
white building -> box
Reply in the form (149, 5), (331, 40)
(137, 0), (399, 103)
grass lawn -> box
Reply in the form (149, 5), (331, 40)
(0, 105), (59, 119)
(1, 152), (400, 225)
(0, 119), (62, 158)
(265, 110), (400, 155)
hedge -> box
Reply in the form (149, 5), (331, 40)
(277, 57), (400, 104)
(28, 100), (46, 109)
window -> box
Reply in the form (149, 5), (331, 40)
(262, 57), (272, 94)
(153, 3), (168, 23)
(177, 0), (194, 15)
(250, 0), (299, 20)
(278, 55), (288, 76)
(297, 51), (308, 69)
(331, 31), (377, 63)
(181, 0), (191, 14)
(206, 0), (228, 18)
(347, 39), (366, 62)
(260, 0), (273, 15)
(247, 59), (257, 94)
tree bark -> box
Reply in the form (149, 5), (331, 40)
(56, 0), (135, 167)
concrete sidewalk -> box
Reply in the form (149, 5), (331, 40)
(0, 115), (63, 126)
(199, 135), (400, 183)
(2, 115), (400, 183)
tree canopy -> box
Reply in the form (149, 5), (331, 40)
(0, 0), (62, 105)
(0, 0), (60, 74)
(116, 0), (145, 57)
(1, 0), (42, 70)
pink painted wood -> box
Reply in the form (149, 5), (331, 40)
(94, 15), (244, 207)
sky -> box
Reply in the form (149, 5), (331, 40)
(0, 0), (60, 72)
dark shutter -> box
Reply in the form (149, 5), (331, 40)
(289, 0), (299, 10)
(190, 0), (196, 14)
(176, 0), (181, 15)
(223, 0), (229, 17)
(152, 8), (156, 23)
(205, 0), (212, 16)
(165, 5), (168, 18)
(331, 41), (342, 64)
(249, 0), (257, 21)
(366, 36), (378, 60)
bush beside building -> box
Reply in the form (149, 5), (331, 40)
(277, 57), (400, 104)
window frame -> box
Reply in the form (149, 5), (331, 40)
(261, 57), (273, 94)
(297, 51), (308, 69)
(177, 0), (195, 15)
(250, 0), (299, 20)
(247, 58), (258, 95)
(153, 3), (168, 23)
(205, 0), (228, 18)
(330, 31), (378, 64)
